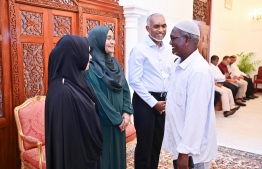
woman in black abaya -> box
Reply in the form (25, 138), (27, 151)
(45, 35), (102, 169)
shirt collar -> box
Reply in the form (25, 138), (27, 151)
(145, 35), (165, 49)
(178, 49), (199, 70)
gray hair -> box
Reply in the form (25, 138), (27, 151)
(146, 13), (162, 26)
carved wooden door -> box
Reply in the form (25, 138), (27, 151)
(14, 3), (76, 104)
(197, 23), (210, 62)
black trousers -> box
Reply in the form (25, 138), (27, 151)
(214, 91), (221, 106)
(223, 82), (239, 98)
(132, 92), (165, 169)
(244, 76), (254, 97)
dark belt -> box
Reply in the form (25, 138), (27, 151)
(217, 82), (224, 84)
(149, 91), (167, 100)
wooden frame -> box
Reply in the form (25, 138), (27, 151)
(14, 95), (46, 169)
(224, 0), (232, 10)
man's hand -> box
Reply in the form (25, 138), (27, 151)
(227, 78), (237, 83)
(224, 72), (230, 78)
(153, 101), (166, 114)
(177, 153), (189, 169)
(240, 75), (244, 79)
(216, 83), (223, 87)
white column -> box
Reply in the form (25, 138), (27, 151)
(123, 6), (149, 78)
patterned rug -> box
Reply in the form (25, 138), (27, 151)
(126, 140), (262, 169)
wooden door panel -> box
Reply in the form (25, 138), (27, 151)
(197, 24), (210, 62)
(15, 4), (77, 102)
(15, 4), (47, 101)
(49, 10), (77, 46)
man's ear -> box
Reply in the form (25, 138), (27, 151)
(146, 26), (149, 32)
(185, 35), (191, 46)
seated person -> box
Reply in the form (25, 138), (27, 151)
(210, 55), (246, 106)
(218, 56), (247, 106)
(215, 81), (240, 117)
(229, 55), (258, 99)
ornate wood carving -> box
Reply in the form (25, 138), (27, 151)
(86, 19), (100, 35)
(104, 22), (115, 33)
(21, 11), (43, 36)
(22, 43), (44, 100)
(53, 15), (71, 37)
(193, 0), (207, 23)
(119, 16), (125, 70)
(9, 0), (20, 106)
(82, 8), (119, 18)
(79, 8), (83, 36)
(15, 0), (78, 12)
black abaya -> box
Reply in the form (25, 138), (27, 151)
(45, 35), (102, 169)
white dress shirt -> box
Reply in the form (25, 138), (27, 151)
(209, 63), (226, 82)
(230, 63), (246, 77)
(128, 36), (174, 107)
(163, 50), (217, 164)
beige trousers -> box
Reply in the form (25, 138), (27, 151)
(215, 86), (235, 111)
(231, 79), (248, 99)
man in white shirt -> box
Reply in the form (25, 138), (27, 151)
(210, 55), (240, 117)
(128, 13), (174, 169)
(163, 20), (217, 169)
(229, 55), (258, 99)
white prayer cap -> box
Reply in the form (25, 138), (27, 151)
(175, 20), (200, 36)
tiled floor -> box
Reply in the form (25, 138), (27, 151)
(215, 93), (262, 155)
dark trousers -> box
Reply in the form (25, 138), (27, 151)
(132, 92), (165, 169)
(214, 91), (221, 106)
(244, 76), (254, 97)
(223, 82), (238, 98)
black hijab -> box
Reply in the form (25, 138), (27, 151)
(45, 35), (102, 168)
(87, 26), (125, 92)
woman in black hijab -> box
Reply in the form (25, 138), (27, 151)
(45, 35), (102, 169)
(83, 26), (133, 169)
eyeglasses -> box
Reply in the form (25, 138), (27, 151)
(170, 35), (186, 41)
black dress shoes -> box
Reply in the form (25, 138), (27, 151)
(241, 98), (247, 102)
(231, 105), (241, 111)
(223, 110), (236, 117)
(243, 97), (250, 101)
(247, 95), (259, 99)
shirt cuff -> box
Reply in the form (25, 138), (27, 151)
(147, 98), (158, 108)
(176, 143), (200, 155)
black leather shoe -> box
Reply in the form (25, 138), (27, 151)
(241, 98), (247, 102)
(252, 95), (259, 99)
(231, 105), (240, 111)
(248, 96), (255, 99)
(224, 111), (235, 117)
(243, 97), (250, 101)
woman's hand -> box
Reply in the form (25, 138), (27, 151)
(119, 113), (130, 132)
